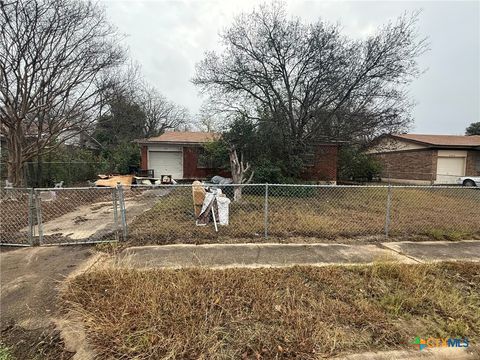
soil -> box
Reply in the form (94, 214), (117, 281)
(1, 321), (74, 359)
(0, 246), (97, 359)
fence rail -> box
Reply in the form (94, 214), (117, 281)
(1, 184), (479, 246)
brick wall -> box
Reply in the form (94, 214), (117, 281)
(140, 145), (148, 170)
(301, 144), (338, 182)
(372, 149), (437, 182)
(466, 150), (480, 176)
(183, 146), (230, 180)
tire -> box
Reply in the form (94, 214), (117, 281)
(463, 179), (476, 187)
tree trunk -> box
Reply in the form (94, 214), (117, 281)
(6, 128), (26, 187)
(229, 147), (254, 202)
(233, 186), (242, 202)
(35, 155), (43, 188)
(7, 155), (24, 187)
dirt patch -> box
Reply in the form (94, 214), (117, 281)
(63, 262), (480, 359)
(0, 246), (94, 328)
(38, 201), (116, 242)
(0, 246), (99, 358)
(1, 321), (74, 360)
(34, 189), (160, 244)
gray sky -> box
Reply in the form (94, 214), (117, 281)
(102, 0), (479, 135)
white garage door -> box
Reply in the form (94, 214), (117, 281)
(436, 157), (465, 184)
(149, 151), (183, 179)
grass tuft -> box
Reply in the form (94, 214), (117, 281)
(0, 345), (14, 360)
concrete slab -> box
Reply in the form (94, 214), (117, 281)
(114, 243), (413, 269)
(382, 240), (480, 263)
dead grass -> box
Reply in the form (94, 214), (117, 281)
(128, 187), (480, 245)
(63, 262), (480, 359)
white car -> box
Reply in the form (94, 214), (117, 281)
(457, 176), (480, 187)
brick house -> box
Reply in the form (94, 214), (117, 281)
(137, 131), (339, 182)
(366, 134), (480, 184)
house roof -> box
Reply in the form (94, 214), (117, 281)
(138, 131), (220, 145)
(391, 134), (480, 148)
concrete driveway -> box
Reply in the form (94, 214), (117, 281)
(0, 246), (99, 359)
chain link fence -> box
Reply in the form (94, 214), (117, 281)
(0, 188), (34, 246)
(1, 184), (479, 246)
(1, 187), (123, 246)
(125, 184), (480, 244)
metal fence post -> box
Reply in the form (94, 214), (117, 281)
(264, 183), (269, 239)
(385, 184), (392, 238)
(34, 189), (43, 245)
(28, 188), (34, 246)
(117, 183), (127, 241)
(112, 187), (119, 241)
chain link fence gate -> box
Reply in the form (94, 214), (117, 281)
(1, 187), (125, 246)
(33, 187), (124, 245)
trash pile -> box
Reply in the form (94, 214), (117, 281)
(92, 174), (175, 188)
(192, 180), (231, 231)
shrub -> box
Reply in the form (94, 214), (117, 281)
(339, 146), (382, 182)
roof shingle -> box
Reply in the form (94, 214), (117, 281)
(393, 134), (480, 147)
(141, 131), (219, 144)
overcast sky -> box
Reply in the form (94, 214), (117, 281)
(102, 0), (479, 135)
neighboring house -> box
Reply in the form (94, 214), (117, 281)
(367, 134), (480, 184)
(137, 131), (340, 182)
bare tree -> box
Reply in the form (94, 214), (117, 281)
(0, 0), (125, 185)
(195, 105), (224, 132)
(97, 62), (142, 119)
(193, 3), (428, 151)
(229, 146), (254, 201)
(138, 83), (189, 138)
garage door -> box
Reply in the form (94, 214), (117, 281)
(149, 151), (183, 179)
(436, 157), (465, 184)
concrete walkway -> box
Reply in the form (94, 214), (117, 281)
(113, 240), (480, 269)
(382, 240), (480, 263)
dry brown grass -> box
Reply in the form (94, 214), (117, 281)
(128, 187), (480, 245)
(63, 262), (480, 359)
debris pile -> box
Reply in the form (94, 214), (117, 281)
(92, 174), (175, 188)
(192, 180), (231, 231)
